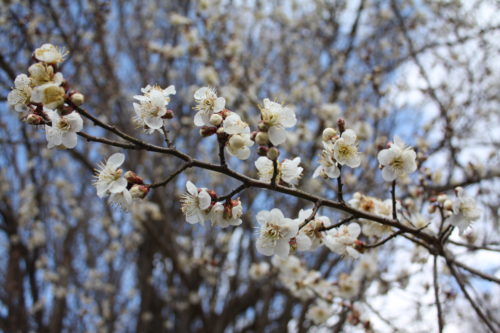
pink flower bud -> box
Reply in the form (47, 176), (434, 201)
(257, 145), (269, 156)
(337, 118), (345, 133)
(25, 114), (44, 125)
(162, 109), (174, 119)
(125, 171), (144, 184)
(130, 184), (149, 199)
(200, 126), (217, 137)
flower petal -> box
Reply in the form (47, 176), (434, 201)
(107, 153), (125, 169)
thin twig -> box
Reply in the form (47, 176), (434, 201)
(364, 224), (429, 249)
(320, 215), (356, 231)
(391, 180), (397, 220)
(218, 183), (249, 202)
(337, 165), (344, 203)
(270, 159), (278, 187)
(444, 255), (498, 333)
(147, 163), (192, 188)
(299, 200), (323, 230)
(448, 240), (500, 253)
(433, 255), (444, 333)
(218, 140), (227, 168)
(161, 125), (173, 148)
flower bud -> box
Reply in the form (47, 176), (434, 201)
(162, 109), (174, 119)
(257, 122), (268, 131)
(337, 118), (345, 133)
(25, 114), (44, 125)
(427, 204), (437, 214)
(70, 92), (85, 106)
(200, 126), (217, 137)
(443, 199), (453, 211)
(322, 127), (337, 141)
(125, 171), (144, 185)
(206, 189), (217, 201)
(223, 204), (232, 219)
(130, 184), (149, 199)
(255, 132), (269, 145)
(257, 145), (269, 156)
(437, 194), (447, 204)
(267, 147), (280, 161)
(209, 113), (223, 126)
(228, 135), (245, 149)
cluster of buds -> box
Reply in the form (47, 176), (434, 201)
(124, 171), (149, 199)
(428, 193), (453, 215)
(180, 181), (243, 227)
(313, 118), (362, 179)
(200, 107), (254, 160)
(200, 108), (232, 137)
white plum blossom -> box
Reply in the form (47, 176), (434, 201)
(109, 189), (133, 209)
(313, 146), (340, 179)
(349, 193), (394, 237)
(193, 87), (225, 126)
(7, 74), (32, 112)
(255, 156), (275, 183)
(249, 262), (270, 280)
(33, 43), (67, 64)
(324, 223), (361, 259)
(272, 255), (306, 281)
(222, 112), (248, 135)
(209, 200), (243, 227)
(223, 113), (253, 160)
(296, 208), (331, 249)
(180, 181), (212, 224)
(280, 157), (303, 186)
(306, 301), (333, 325)
(255, 156), (303, 186)
(449, 187), (481, 234)
(255, 208), (299, 257)
(313, 128), (362, 179)
(289, 233), (312, 252)
(44, 109), (83, 149)
(332, 129), (361, 168)
(336, 273), (360, 299)
(259, 98), (296, 145)
(94, 153), (128, 198)
(28, 62), (64, 87)
(31, 83), (65, 109)
(133, 85), (176, 131)
(377, 136), (417, 181)
(226, 133), (254, 160)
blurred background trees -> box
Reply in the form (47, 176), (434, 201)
(0, 0), (499, 332)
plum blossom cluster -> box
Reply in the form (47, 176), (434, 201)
(349, 192), (395, 237)
(94, 153), (149, 208)
(254, 208), (362, 259)
(193, 87), (255, 160)
(255, 156), (303, 186)
(254, 255), (377, 327)
(7, 43), (85, 149)
(313, 125), (362, 179)
(180, 181), (243, 228)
